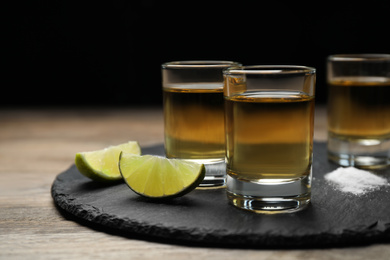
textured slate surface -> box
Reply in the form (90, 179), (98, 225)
(51, 143), (390, 248)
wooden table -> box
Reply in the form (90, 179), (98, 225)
(1, 106), (389, 260)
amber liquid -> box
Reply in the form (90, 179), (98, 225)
(328, 77), (390, 140)
(163, 83), (225, 162)
(225, 91), (315, 180)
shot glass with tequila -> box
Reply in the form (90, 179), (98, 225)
(162, 61), (241, 187)
(327, 54), (390, 169)
(224, 65), (316, 213)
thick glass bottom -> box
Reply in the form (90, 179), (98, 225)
(182, 159), (226, 188)
(327, 133), (390, 169)
(226, 173), (311, 214)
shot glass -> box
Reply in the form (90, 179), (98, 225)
(327, 54), (390, 169)
(162, 61), (241, 187)
(224, 65), (316, 213)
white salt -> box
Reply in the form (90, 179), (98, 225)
(324, 167), (389, 195)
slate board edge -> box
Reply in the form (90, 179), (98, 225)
(51, 169), (390, 248)
(51, 143), (390, 249)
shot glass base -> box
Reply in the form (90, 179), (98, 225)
(226, 174), (311, 214)
(182, 159), (226, 188)
(198, 176), (226, 188)
(200, 160), (226, 188)
(327, 134), (390, 169)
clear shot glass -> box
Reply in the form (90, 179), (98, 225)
(327, 54), (390, 169)
(223, 65), (316, 213)
(162, 61), (241, 187)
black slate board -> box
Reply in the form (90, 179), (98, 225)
(52, 142), (390, 248)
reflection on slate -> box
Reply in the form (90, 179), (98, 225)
(51, 143), (390, 248)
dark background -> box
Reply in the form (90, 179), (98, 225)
(5, 1), (390, 107)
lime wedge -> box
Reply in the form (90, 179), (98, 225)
(75, 141), (141, 182)
(119, 153), (205, 199)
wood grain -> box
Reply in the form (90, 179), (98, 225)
(1, 106), (389, 260)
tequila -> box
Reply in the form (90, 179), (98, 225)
(225, 91), (315, 180)
(163, 83), (225, 163)
(328, 77), (390, 140)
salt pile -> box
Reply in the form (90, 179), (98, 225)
(324, 167), (389, 195)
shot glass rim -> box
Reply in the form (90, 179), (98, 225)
(223, 65), (316, 75)
(328, 53), (390, 62)
(162, 60), (241, 69)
